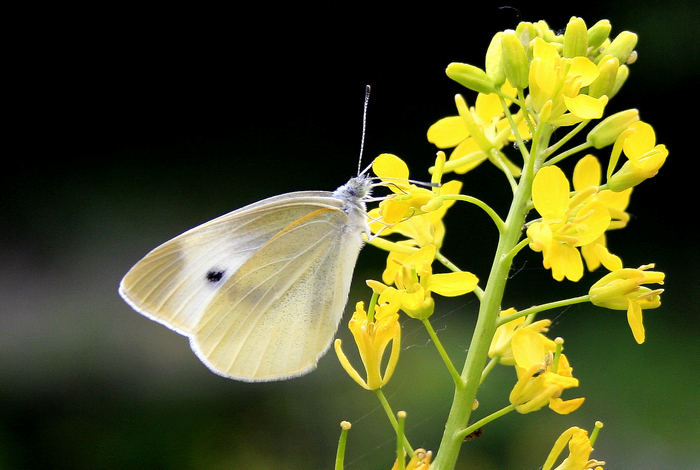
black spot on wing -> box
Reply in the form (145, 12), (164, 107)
(206, 269), (226, 283)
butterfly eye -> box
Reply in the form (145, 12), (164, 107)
(205, 269), (226, 283)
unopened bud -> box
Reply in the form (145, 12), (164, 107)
(611, 64), (629, 98)
(601, 31), (638, 64)
(515, 22), (538, 44)
(501, 31), (529, 89)
(485, 32), (506, 86)
(563, 16), (588, 58)
(587, 109), (639, 149)
(446, 62), (495, 94)
(587, 20), (611, 50)
(588, 55), (619, 98)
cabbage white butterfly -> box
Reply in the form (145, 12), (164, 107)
(119, 175), (373, 382)
(120, 88), (376, 382)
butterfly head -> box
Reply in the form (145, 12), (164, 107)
(333, 174), (374, 203)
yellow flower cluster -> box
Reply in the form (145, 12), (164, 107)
(332, 17), (666, 468)
(491, 312), (584, 415)
(334, 153), (480, 390)
(527, 164), (611, 282)
(369, 245), (478, 321)
(432, 18), (643, 177)
(427, 82), (529, 175)
(543, 424), (605, 470)
(365, 153), (479, 320)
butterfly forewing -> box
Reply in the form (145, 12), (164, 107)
(119, 192), (347, 333)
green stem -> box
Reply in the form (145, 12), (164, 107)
(541, 120), (590, 164)
(374, 388), (414, 455)
(480, 356), (499, 385)
(423, 319), (463, 386)
(455, 404), (516, 441)
(442, 194), (506, 233)
(335, 423), (351, 470)
(503, 237), (531, 266)
(435, 251), (461, 273)
(496, 295), (591, 326)
(430, 124), (553, 470)
(397, 412), (407, 470)
(543, 139), (593, 167)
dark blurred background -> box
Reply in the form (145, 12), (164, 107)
(3, 1), (698, 469)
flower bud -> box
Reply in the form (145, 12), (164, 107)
(535, 20), (559, 43)
(586, 109), (639, 149)
(485, 32), (506, 86)
(611, 64), (629, 98)
(563, 17), (588, 58)
(515, 22), (538, 44)
(588, 55), (619, 98)
(446, 62), (495, 94)
(501, 31), (529, 89)
(601, 31), (638, 64)
(587, 19), (611, 50)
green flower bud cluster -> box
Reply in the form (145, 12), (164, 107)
(446, 17), (637, 98)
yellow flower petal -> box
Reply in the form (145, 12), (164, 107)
(549, 396), (585, 414)
(426, 271), (479, 297)
(373, 153), (410, 183)
(511, 329), (546, 369)
(549, 243), (584, 282)
(627, 298), (645, 343)
(427, 116), (469, 148)
(532, 166), (570, 219)
(573, 155), (601, 190)
(568, 56), (600, 87)
(563, 94), (607, 119)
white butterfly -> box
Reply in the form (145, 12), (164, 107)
(119, 174), (374, 382)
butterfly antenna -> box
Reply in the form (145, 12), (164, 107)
(357, 85), (371, 176)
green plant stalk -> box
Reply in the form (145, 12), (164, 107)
(431, 125), (553, 470)
(335, 424), (350, 470)
(455, 404), (516, 441)
(422, 318), (462, 385)
(374, 388), (414, 455)
(497, 295), (591, 326)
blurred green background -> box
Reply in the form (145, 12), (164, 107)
(3, 2), (699, 469)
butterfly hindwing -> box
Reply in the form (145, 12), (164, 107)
(192, 204), (366, 380)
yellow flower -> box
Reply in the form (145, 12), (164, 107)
(334, 300), (401, 390)
(572, 155), (632, 271)
(370, 245), (478, 320)
(527, 166), (611, 281)
(427, 82), (528, 175)
(528, 37), (608, 126)
(489, 308), (554, 365)
(543, 425), (605, 470)
(369, 153), (462, 248)
(607, 121), (668, 191)
(509, 330), (584, 414)
(391, 448), (432, 470)
(589, 263), (664, 343)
